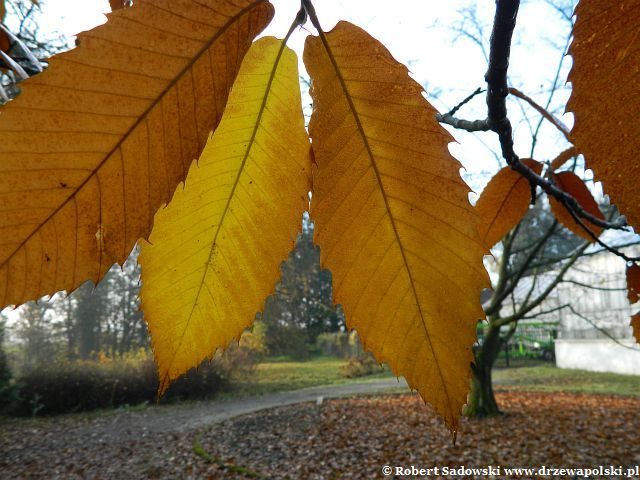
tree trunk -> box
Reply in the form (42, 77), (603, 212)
(465, 321), (503, 418)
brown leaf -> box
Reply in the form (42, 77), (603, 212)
(476, 159), (543, 248)
(0, 0), (8, 54)
(550, 146), (578, 171)
(0, 0), (274, 309)
(108, 0), (128, 11)
(568, 0), (640, 229)
(0, 29), (8, 54)
(627, 264), (640, 304)
(631, 314), (640, 344)
(548, 171), (604, 242)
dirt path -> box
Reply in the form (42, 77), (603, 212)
(0, 379), (407, 479)
(125, 378), (408, 434)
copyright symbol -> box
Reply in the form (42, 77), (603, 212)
(382, 465), (392, 476)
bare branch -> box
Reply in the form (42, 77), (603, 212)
(497, 240), (590, 326)
(484, 221), (557, 317)
(521, 303), (569, 319)
(520, 267), (539, 307)
(563, 199), (640, 262)
(435, 113), (489, 132)
(437, 0), (633, 258)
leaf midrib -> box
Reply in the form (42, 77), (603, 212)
(313, 28), (455, 423)
(0, 0), (269, 273)
(161, 37), (291, 391)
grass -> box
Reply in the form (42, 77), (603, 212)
(225, 355), (392, 397)
(493, 365), (640, 397)
(226, 356), (640, 399)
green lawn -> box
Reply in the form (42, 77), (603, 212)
(225, 356), (392, 397)
(227, 356), (640, 399)
(493, 365), (640, 397)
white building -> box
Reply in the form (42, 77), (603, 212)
(499, 241), (640, 375)
(551, 246), (640, 375)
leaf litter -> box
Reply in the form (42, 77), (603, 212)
(1, 391), (638, 479)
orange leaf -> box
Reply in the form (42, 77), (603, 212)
(548, 172), (604, 242)
(568, 0), (640, 230)
(304, 21), (489, 431)
(627, 264), (640, 304)
(0, 0), (274, 309)
(476, 159), (543, 248)
(631, 313), (640, 344)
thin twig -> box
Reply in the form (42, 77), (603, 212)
(521, 303), (570, 319)
(447, 87), (485, 116)
(563, 198), (640, 262)
(496, 240), (590, 326)
(508, 87), (571, 142)
(566, 305), (640, 352)
(561, 279), (626, 292)
(529, 27), (573, 155)
(521, 303), (640, 352)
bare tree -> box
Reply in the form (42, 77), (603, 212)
(438, 0), (639, 416)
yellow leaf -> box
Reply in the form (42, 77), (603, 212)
(548, 171), (604, 242)
(304, 21), (489, 431)
(476, 159), (543, 248)
(0, 0), (274, 309)
(139, 37), (310, 395)
(568, 0), (640, 229)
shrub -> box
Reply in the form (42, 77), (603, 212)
(221, 322), (267, 376)
(7, 345), (259, 416)
(341, 353), (381, 378)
